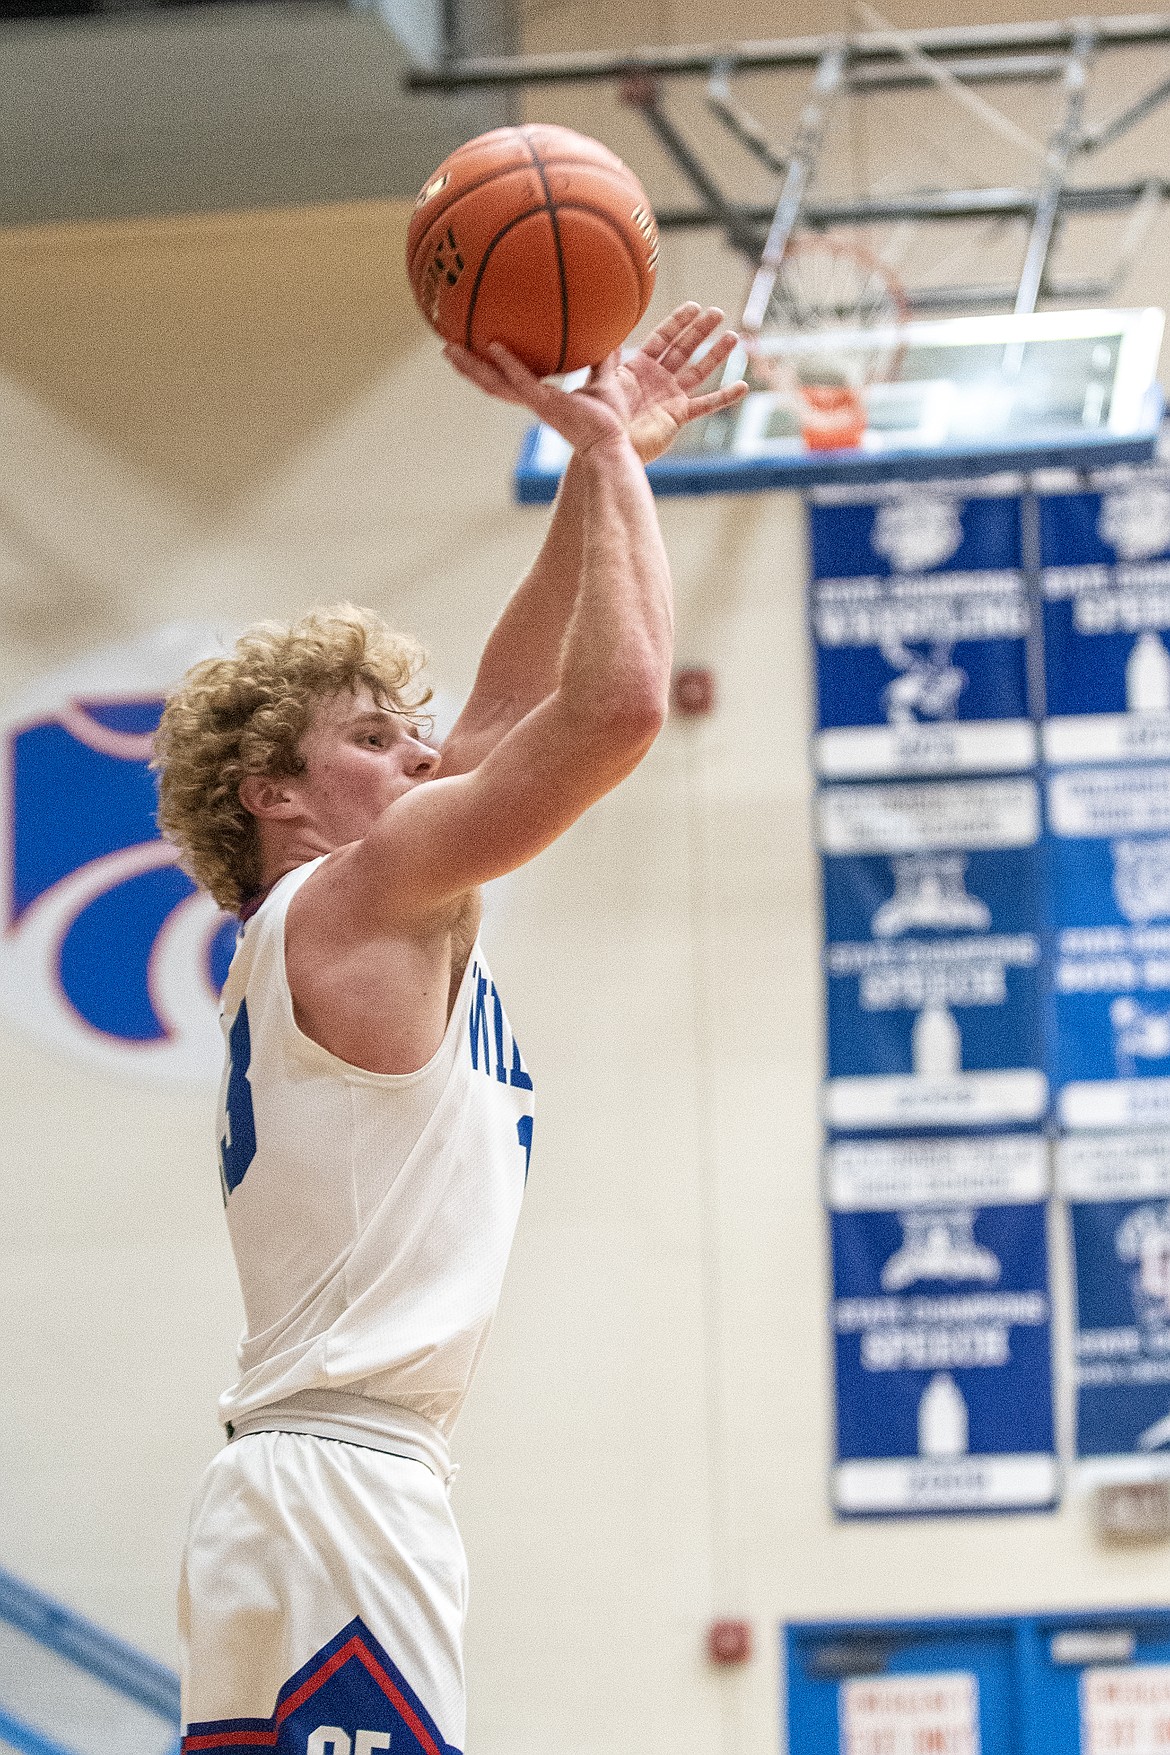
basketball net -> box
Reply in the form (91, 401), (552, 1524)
(740, 234), (908, 452)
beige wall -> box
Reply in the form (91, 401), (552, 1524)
(3, 9), (1170, 1751)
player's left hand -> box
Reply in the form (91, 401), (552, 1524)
(613, 302), (748, 463)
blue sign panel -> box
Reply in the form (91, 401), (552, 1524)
(1047, 764), (1170, 1128)
(809, 483), (1036, 780)
(1041, 451), (1170, 765)
(827, 1135), (1056, 1515)
(1059, 1133), (1170, 1469)
(784, 1611), (1170, 1755)
(820, 779), (1047, 1132)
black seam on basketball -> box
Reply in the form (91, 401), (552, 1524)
(407, 166), (545, 281)
(463, 205), (555, 355)
(552, 201), (651, 294)
(521, 136), (570, 376)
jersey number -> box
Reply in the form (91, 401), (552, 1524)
(516, 1114), (533, 1182)
(220, 999), (257, 1197)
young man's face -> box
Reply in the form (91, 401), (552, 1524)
(292, 684), (440, 847)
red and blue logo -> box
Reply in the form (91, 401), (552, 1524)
(182, 1617), (460, 1755)
(0, 626), (234, 1084)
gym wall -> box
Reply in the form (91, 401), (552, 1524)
(3, 4), (1170, 1753)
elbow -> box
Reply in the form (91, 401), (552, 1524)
(602, 676), (669, 753)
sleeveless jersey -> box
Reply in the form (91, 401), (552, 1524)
(214, 858), (533, 1446)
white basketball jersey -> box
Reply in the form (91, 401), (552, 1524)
(214, 858), (533, 1444)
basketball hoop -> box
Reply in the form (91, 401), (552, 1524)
(742, 234), (908, 452)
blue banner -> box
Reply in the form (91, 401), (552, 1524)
(1059, 1133), (1170, 1473)
(827, 1134), (1056, 1514)
(808, 482), (1035, 780)
(1040, 451), (1170, 765)
(1047, 764), (1170, 1128)
(820, 778), (1047, 1133)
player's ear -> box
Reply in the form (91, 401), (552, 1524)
(239, 774), (298, 820)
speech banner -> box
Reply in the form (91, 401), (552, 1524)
(1047, 763), (1170, 1128)
(1040, 452), (1170, 766)
(1059, 1132), (1170, 1473)
(809, 482), (1035, 780)
(820, 778), (1047, 1132)
(827, 1133), (1057, 1514)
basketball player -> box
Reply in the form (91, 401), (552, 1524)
(155, 303), (747, 1755)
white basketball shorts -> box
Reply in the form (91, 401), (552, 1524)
(178, 1431), (468, 1755)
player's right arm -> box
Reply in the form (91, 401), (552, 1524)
(435, 304), (745, 781)
(332, 357), (674, 927)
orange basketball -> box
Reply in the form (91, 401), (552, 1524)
(407, 124), (658, 378)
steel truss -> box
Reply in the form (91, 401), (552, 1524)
(406, 13), (1170, 316)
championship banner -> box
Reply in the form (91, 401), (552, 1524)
(1048, 763), (1170, 1128)
(1040, 451), (1170, 766)
(827, 1134), (1057, 1514)
(819, 777), (1047, 1133)
(1059, 1132), (1170, 1474)
(808, 482), (1035, 780)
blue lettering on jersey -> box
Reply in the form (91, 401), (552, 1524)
(219, 999), (257, 1198)
(468, 963), (532, 1089)
(516, 1114), (533, 1181)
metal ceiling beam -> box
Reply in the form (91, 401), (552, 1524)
(742, 46), (848, 326)
(848, 52), (1069, 92)
(1015, 22), (1096, 314)
(623, 77), (761, 258)
(650, 179), (1170, 233)
(404, 13), (1170, 90)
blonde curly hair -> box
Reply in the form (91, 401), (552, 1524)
(154, 604), (432, 912)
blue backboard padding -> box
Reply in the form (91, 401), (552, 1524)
(514, 388), (1165, 501)
(785, 1609), (1170, 1755)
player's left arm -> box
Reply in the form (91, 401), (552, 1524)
(435, 303), (746, 779)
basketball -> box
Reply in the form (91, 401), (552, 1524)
(407, 124), (659, 378)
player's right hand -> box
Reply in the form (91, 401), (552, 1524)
(442, 302), (747, 463)
(442, 339), (629, 456)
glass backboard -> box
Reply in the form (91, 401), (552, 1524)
(515, 307), (1166, 501)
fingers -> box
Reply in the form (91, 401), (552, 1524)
(675, 327), (742, 392)
(640, 302), (702, 362)
(442, 342), (525, 404)
(647, 305), (731, 379)
(679, 380), (750, 424)
(586, 347), (622, 387)
(485, 340), (546, 398)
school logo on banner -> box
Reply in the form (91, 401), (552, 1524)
(1048, 765), (1170, 1128)
(828, 1134), (1056, 1515)
(808, 483), (1035, 780)
(0, 626), (235, 1084)
(1041, 466), (1170, 765)
(1060, 1134), (1170, 1466)
(819, 777), (1048, 1134)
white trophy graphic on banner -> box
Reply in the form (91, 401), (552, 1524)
(873, 854), (991, 938)
(918, 1373), (970, 1459)
(1126, 631), (1170, 713)
(882, 1208), (1001, 1291)
(912, 1002), (962, 1077)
